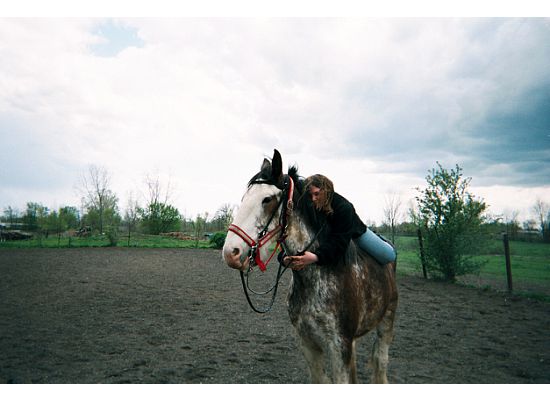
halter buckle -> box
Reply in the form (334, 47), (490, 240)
(287, 199), (294, 213)
(249, 245), (258, 264)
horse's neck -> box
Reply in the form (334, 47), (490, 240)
(284, 213), (317, 256)
(285, 213), (330, 290)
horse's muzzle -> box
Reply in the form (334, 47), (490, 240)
(223, 246), (249, 271)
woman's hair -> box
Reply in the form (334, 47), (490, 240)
(304, 174), (334, 215)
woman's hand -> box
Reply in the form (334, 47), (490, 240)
(283, 251), (319, 270)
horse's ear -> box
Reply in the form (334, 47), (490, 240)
(260, 158), (271, 174)
(272, 149), (283, 182)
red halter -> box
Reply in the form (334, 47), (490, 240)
(228, 176), (294, 272)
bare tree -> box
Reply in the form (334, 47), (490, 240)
(502, 209), (520, 239)
(77, 165), (119, 234)
(124, 192), (140, 246)
(139, 173), (182, 235)
(213, 203), (235, 231)
(194, 212), (208, 247)
(532, 198), (550, 242)
(2, 206), (19, 225)
(383, 193), (402, 243)
(523, 219), (538, 231)
(144, 172), (173, 207)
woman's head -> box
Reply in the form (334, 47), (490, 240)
(304, 174), (334, 215)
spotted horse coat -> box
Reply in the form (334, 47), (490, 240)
(223, 150), (398, 383)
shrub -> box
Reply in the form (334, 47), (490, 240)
(415, 163), (488, 282)
(139, 202), (181, 235)
(209, 231), (226, 249)
(106, 226), (119, 247)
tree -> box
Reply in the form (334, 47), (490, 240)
(78, 165), (120, 234)
(59, 206), (80, 230)
(502, 209), (520, 240)
(2, 206), (20, 225)
(211, 203), (235, 231)
(22, 202), (48, 232)
(144, 172), (173, 207)
(415, 163), (488, 282)
(532, 198), (550, 243)
(123, 193), (140, 245)
(46, 209), (65, 245)
(139, 173), (181, 235)
(523, 219), (538, 231)
(139, 202), (181, 235)
(383, 193), (402, 243)
(81, 203), (121, 235)
(193, 212), (208, 248)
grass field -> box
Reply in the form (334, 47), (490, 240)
(2, 233), (548, 299)
(0, 233), (213, 249)
(392, 235), (550, 300)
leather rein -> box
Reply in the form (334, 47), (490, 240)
(228, 175), (295, 313)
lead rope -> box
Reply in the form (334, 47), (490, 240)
(239, 262), (289, 314)
(240, 222), (325, 314)
(239, 177), (292, 313)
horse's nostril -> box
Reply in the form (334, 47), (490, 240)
(232, 248), (240, 256)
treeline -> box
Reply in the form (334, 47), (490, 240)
(376, 180), (550, 245)
(0, 202), (233, 239)
(1, 166), (234, 242)
(2, 164), (549, 251)
(372, 219), (548, 243)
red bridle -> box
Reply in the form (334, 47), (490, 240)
(228, 176), (294, 272)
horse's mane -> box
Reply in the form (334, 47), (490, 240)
(288, 165), (360, 267)
(247, 161), (358, 266)
(247, 161), (316, 227)
(288, 165), (301, 189)
(247, 162), (302, 189)
(287, 165), (316, 226)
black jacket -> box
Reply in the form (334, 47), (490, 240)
(306, 192), (366, 266)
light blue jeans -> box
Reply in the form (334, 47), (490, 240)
(356, 228), (397, 265)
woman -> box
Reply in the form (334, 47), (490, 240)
(285, 174), (396, 270)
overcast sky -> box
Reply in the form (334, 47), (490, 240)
(1, 14), (549, 224)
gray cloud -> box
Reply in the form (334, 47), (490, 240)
(319, 19), (550, 187)
(1, 18), (549, 221)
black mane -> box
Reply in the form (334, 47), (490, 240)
(247, 161), (311, 224)
(247, 162), (303, 190)
(287, 165), (300, 184)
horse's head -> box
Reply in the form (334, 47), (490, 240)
(223, 149), (288, 271)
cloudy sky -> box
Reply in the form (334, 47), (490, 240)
(1, 10), (549, 224)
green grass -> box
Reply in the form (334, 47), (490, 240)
(391, 235), (550, 299)
(0, 233), (213, 249)
(392, 236), (423, 275)
(3, 232), (548, 299)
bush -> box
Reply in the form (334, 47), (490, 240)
(415, 163), (488, 282)
(106, 226), (119, 247)
(139, 202), (181, 235)
(209, 231), (226, 249)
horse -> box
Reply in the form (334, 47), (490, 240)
(223, 149), (398, 383)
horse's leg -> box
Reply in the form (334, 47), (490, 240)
(299, 338), (329, 383)
(327, 336), (354, 383)
(370, 307), (396, 384)
(349, 339), (358, 384)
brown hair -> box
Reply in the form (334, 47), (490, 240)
(304, 174), (334, 215)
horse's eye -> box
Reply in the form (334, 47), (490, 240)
(262, 196), (272, 205)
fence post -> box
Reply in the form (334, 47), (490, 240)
(417, 228), (428, 279)
(502, 233), (513, 293)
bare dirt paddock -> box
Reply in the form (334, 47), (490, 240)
(1, 248), (549, 384)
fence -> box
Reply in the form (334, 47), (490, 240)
(414, 230), (549, 299)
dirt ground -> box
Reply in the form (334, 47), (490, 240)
(1, 248), (549, 384)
